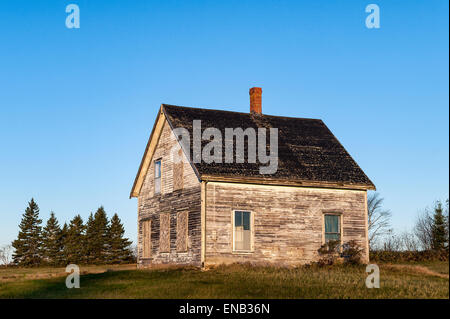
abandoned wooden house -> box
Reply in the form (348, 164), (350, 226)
(130, 87), (375, 267)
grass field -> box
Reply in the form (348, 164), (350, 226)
(0, 262), (448, 299)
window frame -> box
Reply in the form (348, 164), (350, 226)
(232, 210), (254, 253)
(322, 212), (343, 245)
(154, 158), (162, 195)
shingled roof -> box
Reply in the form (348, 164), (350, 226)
(161, 104), (375, 190)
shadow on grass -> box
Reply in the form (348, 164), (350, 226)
(1, 263), (448, 299)
(9, 268), (223, 299)
(2, 271), (141, 299)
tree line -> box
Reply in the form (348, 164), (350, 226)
(11, 198), (134, 267)
(368, 193), (449, 253)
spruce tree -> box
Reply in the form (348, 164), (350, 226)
(94, 207), (109, 263)
(85, 212), (96, 264)
(431, 201), (448, 250)
(64, 215), (85, 264)
(85, 207), (109, 263)
(108, 213), (133, 264)
(60, 223), (69, 264)
(12, 198), (43, 266)
(42, 212), (63, 266)
(445, 199), (449, 247)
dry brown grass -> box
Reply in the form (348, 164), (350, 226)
(383, 264), (449, 279)
(0, 262), (448, 299)
(0, 264), (136, 282)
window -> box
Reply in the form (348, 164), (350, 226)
(233, 211), (252, 251)
(142, 220), (151, 258)
(154, 159), (161, 194)
(324, 214), (341, 243)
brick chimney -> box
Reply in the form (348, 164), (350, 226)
(249, 87), (262, 114)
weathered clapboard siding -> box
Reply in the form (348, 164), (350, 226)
(137, 120), (201, 267)
(204, 182), (368, 266)
(133, 104), (373, 268)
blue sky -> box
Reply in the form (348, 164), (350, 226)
(0, 0), (448, 247)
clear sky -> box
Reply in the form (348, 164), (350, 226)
(0, 0), (448, 247)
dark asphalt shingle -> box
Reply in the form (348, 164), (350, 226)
(162, 104), (375, 188)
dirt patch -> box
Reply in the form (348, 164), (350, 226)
(384, 264), (449, 279)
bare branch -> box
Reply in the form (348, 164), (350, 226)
(367, 192), (392, 248)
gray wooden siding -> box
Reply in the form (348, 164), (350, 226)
(204, 182), (368, 266)
(137, 120), (201, 267)
(136, 120), (369, 267)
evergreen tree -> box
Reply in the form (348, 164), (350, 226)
(84, 212), (96, 264)
(12, 198), (43, 266)
(431, 201), (448, 250)
(42, 212), (63, 266)
(60, 223), (69, 264)
(85, 207), (109, 263)
(445, 199), (449, 248)
(108, 213), (133, 264)
(64, 215), (86, 264)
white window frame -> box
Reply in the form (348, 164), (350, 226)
(232, 210), (254, 253)
(322, 212), (343, 245)
(154, 159), (162, 195)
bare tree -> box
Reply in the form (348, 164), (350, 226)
(130, 244), (138, 262)
(414, 207), (435, 250)
(400, 230), (419, 251)
(367, 192), (392, 248)
(0, 245), (13, 267)
(382, 230), (402, 251)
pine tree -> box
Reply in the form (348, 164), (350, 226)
(85, 212), (96, 264)
(94, 207), (110, 263)
(446, 199), (450, 247)
(60, 223), (69, 264)
(64, 215), (86, 264)
(42, 212), (63, 266)
(108, 213), (133, 264)
(431, 201), (448, 250)
(12, 198), (43, 266)
(85, 207), (109, 264)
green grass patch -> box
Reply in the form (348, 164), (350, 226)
(0, 262), (448, 299)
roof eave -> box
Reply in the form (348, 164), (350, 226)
(201, 174), (376, 191)
(129, 105), (164, 198)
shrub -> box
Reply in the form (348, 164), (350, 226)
(341, 240), (363, 264)
(317, 240), (364, 266)
(370, 248), (449, 263)
(317, 240), (342, 265)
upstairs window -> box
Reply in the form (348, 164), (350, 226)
(233, 211), (252, 251)
(324, 214), (341, 243)
(154, 159), (161, 194)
